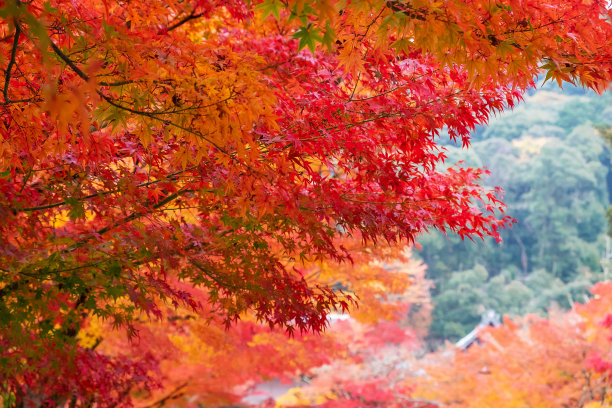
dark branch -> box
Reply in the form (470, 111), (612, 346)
(14, 188), (195, 280)
(141, 382), (189, 408)
(83, 189), (195, 241)
(49, 40), (131, 86)
(4, 23), (21, 102)
(166, 11), (204, 33)
(50, 40), (89, 82)
(20, 168), (195, 213)
(99, 79), (136, 87)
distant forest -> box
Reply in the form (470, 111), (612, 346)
(417, 82), (612, 343)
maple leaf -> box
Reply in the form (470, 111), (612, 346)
(292, 24), (323, 53)
(255, 0), (284, 19)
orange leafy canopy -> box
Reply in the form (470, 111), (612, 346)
(416, 283), (612, 408)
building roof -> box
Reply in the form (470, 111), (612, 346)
(455, 309), (501, 350)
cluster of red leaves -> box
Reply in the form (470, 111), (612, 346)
(1, 339), (158, 408)
(88, 306), (344, 407)
(271, 317), (435, 408)
(258, 257), (433, 408)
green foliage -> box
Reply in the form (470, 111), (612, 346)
(428, 264), (602, 342)
(422, 85), (611, 343)
(556, 94), (612, 130)
(292, 24), (323, 52)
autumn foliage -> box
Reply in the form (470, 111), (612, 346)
(0, 0), (611, 405)
(68, 248), (428, 407)
(272, 262), (432, 408)
(275, 284), (612, 408)
(414, 282), (612, 408)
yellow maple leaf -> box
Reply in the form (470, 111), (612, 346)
(338, 40), (365, 73)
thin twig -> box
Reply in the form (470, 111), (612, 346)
(20, 167), (195, 212)
(139, 382), (189, 408)
(48, 39), (251, 170)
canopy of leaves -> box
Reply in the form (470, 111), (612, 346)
(0, 0), (610, 405)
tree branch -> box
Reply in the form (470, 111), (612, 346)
(20, 167), (196, 213)
(166, 11), (204, 33)
(81, 188), (195, 242)
(50, 40), (136, 87)
(4, 23), (21, 103)
(14, 188), (196, 282)
(139, 382), (189, 408)
(48, 38), (251, 170)
(50, 40), (89, 82)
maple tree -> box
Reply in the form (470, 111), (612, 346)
(0, 0), (611, 405)
(73, 248), (429, 407)
(275, 319), (427, 408)
(270, 254), (434, 408)
(414, 282), (612, 408)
